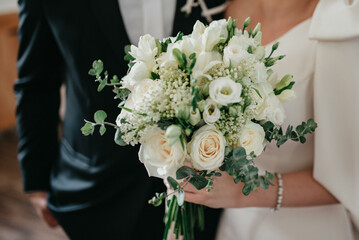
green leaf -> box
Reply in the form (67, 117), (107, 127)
(175, 32), (184, 42)
(172, 48), (187, 70)
(114, 129), (127, 146)
(176, 166), (197, 180)
(92, 60), (104, 75)
(94, 110), (107, 124)
(189, 175), (208, 190)
(97, 79), (107, 92)
(88, 69), (97, 76)
(167, 176), (180, 190)
(99, 125), (106, 136)
(81, 122), (95, 136)
(151, 72), (160, 80)
(232, 147), (246, 160)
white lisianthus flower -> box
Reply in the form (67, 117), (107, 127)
(255, 93), (286, 126)
(139, 127), (186, 179)
(238, 122), (266, 156)
(277, 89), (296, 103)
(202, 19), (228, 51)
(131, 79), (156, 106)
(254, 62), (268, 83)
(203, 99), (221, 124)
(121, 61), (151, 91)
(209, 77), (242, 106)
(192, 51), (222, 81)
(130, 34), (158, 70)
(223, 36), (251, 67)
(188, 125), (226, 171)
(116, 94), (134, 126)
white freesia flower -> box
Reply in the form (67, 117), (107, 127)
(189, 108), (201, 126)
(131, 79), (156, 106)
(191, 21), (206, 52)
(139, 127), (186, 179)
(188, 125), (226, 171)
(238, 122), (266, 156)
(277, 89), (296, 103)
(130, 34), (158, 70)
(202, 19), (228, 51)
(203, 99), (221, 124)
(209, 77), (242, 106)
(121, 61), (151, 91)
(192, 51), (222, 81)
(267, 73), (280, 88)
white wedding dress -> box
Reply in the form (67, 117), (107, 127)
(216, 18), (357, 240)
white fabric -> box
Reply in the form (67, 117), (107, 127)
(309, 0), (359, 236)
(118, 0), (176, 45)
(216, 11), (359, 240)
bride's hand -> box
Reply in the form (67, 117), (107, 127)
(183, 169), (245, 209)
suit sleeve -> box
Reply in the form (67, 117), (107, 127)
(15, 0), (65, 192)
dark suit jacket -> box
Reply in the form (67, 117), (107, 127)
(15, 0), (225, 238)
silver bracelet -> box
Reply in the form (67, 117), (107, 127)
(273, 173), (283, 212)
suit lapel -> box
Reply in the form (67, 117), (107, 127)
(89, 0), (130, 61)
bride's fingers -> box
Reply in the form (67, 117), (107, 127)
(184, 161), (194, 168)
(184, 192), (205, 205)
(182, 182), (198, 193)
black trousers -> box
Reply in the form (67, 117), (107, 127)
(51, 197), (222, 240)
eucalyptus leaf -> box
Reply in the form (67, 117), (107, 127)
(167, 176), (180, 190)
(94, 110), (107, 124)
(176, 166), (197, 180)
(114, 129), (127, 146)
(81, 122), (95, 136)
(99, 125), (106, 136)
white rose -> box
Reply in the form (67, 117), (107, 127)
(268, 104), (286, 126)
(238, 122), (266, 156)
(209, 77), (242, 106)
(116, 94), (134, 126)
(130, 34), (158, 70)
(131, 79), (156, 106)
(188, 125), (226, 171)
(192, 51), (222, 81)
(277, 89), (296, 103)
(139, 127), (186, 179)
(202, 19), (228, 51)
(121, 61), (151, 91)
(203, 99), (221, 124)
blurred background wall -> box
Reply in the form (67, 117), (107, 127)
(0, 1), (67, 239)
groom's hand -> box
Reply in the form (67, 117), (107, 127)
(27, 191), (59, 228)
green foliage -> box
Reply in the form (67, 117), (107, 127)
(173, 48), (188, 71)
(151, 72), (160, 80)
(191, 86), (202, 110)
(263, 119), (318, 147)
(274, 81), (295, 95)
(174, 32), (184, 42)
(124, 45), (135, 68)
(81, 122), (95, 136)
(221, 147), (274, 195)
(94, 110), (107, 124)
(167, 176), (180, 190)
(160, 38), (172, 53)
(176, 166), (197, 180)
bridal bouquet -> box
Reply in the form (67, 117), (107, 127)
(82, 17), (317, 240)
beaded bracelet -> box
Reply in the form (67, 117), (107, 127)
(273, 173), (283, 211)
